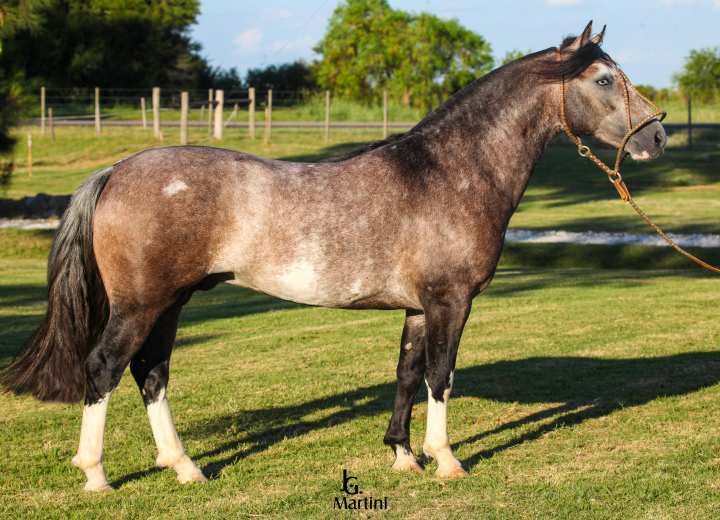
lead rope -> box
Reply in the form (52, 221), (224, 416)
(558, 50), (720, 274)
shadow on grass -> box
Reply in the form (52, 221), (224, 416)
(276, 141), (370, 163)
(149, 351), (720, 483)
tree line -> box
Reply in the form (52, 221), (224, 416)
(0, 0), (718, 182)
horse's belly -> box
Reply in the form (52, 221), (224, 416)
(224, 261), (416, 310)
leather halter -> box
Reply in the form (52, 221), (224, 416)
(557, 48), (666, 200)
(558, 49), (720, 274)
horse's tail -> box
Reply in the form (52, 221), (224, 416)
(0, 165), (115, 403)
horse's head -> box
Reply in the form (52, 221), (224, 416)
(557, 22), (666, 161)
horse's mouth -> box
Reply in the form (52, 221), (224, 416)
(626, 124), (666, 161)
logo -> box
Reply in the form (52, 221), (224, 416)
(333, 470), (388, 510)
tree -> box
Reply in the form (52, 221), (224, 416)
(0, 0), (49, 191)
(499, 49), (530, 67)
(673, 47), (720, 103)
(314, 0), (493, 108)
(0, 0), (209, 89)
(245, 61), (316, 92)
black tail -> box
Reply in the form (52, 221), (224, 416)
(0, 165), (115, 403)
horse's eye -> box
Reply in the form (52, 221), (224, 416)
(597, 79), (611, 86)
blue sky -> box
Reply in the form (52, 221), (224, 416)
(191, 0), (720, 89)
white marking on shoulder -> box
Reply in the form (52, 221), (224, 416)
(163, 179), (188, 196)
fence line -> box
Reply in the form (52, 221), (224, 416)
(27, 120), (418, 128)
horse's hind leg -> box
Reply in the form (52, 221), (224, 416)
(72, 307), (160, 491)
(130, 303), (207, 484)
(383, 310), (426, 472)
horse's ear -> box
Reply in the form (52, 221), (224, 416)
(566, 21), (593, 51)
(589, 25), (606, 45)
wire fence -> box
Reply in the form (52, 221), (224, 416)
(26, 87), (720, 152)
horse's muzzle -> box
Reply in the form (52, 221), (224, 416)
(627, 120), (666, 160)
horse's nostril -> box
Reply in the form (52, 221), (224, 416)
(655, 130), (665, 147)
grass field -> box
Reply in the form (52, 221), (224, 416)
(1, 124), (720, 518)
(1, 261), (720, 519)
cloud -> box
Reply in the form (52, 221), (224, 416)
(233, 28), (263, 54)
(543, 0), (583, 6)
(262, 8), (292, 19)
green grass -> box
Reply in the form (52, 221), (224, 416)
(657, 99), (720, 124)
(2, 260), (720, 518)
(2, 108), (720, 518)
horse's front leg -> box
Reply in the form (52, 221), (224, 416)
(384, 310), (426, 472)
(422, 291), (471, 477)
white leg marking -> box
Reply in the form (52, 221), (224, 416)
(423, 372), (467, 477)
(72, 393), (113, 491)
(146, 388), (207, 484)
(391, 445), (422, 472)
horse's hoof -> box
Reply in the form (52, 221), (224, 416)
(84, 483), (113, 492)
(436, 466), (467, 478)
(391, 461), (423, 472)
(178, 473), (209, 484)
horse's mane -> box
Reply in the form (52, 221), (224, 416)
(535, 34), (616, 81)
(323, 33), (614, 163)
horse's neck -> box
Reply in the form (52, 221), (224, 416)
(417, 62), (561, 210)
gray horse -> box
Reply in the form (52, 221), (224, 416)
(1, 22), (666, 491)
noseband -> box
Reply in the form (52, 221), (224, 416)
(557, 50), (720, 274)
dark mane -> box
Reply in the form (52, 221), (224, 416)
(536, 34), (615, 82)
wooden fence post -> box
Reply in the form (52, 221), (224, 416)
(95, 87), (101, 136)
(268, 89), (273, 140)
(27, 135), (32, 178)
(41, 87), (46, 136)
(214, 89), (224, 140)
(249, 88), (255, 140)
(383, 90), (388, 138)
(687, 94), (692, 150)
(200, 104), (205, 123)
(265, 108), (270, 145)
(49, 108), (55, 141)
(325, 90), (330, 142)
(153, 87), (161, 139)
(141, 97), (147, 129)
(180, 91), (189, 145)
(207, 89), (213, 136)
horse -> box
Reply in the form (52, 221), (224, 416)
(1, 22), (666, 491)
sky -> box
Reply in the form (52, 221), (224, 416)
(191, 0), (720, 89)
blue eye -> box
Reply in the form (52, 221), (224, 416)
(597, 78), (611, 86)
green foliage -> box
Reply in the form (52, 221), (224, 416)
(245, 60), (316, 92)
(0, 1), (49, 190)
(0, 0), (207, 89)
(197, 65), (243, 91)
(314, 0), (492, 108)
(499, 49), (530, 66)
(673, 47), (720, 103)
(634, 84), (658, 100)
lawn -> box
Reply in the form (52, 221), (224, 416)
(1, 261), (719, 519)
(1, 124), (719, 518)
